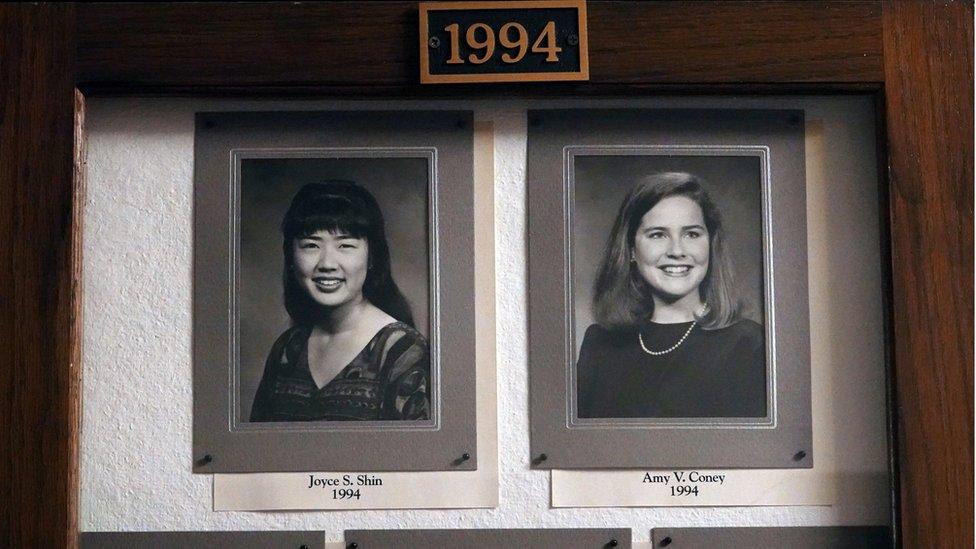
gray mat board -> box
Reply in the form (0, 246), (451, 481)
(193, 111), (477, 472)
(527, 108), (812, 469)
(346, 528), (631, 549)
(81, 530), (323, 549)
(651, 526), (891, 548)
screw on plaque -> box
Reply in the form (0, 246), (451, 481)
(567, 33), (579, 46)
(453, 452), (472, 466)
(197, 454), (213, 466)
(533, 453), (548, 465)
(793, 450), (807, 461)
(347, 543), (358, 549)
(788, 113), (802, 126)
(529, 116), (543, 127)
(429, 36), (441, 48)
(660, 536), (673, 546)
(300, 545), (309, 549)
(456, 119), (467, 129)
(607, 539), (619, 547)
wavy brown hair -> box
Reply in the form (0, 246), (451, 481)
(591, 172), (739, 330)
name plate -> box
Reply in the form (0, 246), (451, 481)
(551, 468), (842, 508)
(419, 1), (589, 84)
(214, 468), (497, 511)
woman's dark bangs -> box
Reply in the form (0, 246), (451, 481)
(286, 194), (371, 240)
(294, 212), (369, 240)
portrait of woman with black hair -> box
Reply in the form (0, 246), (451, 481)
(250, 180), (430, 422)
(576, 172), (766, 419)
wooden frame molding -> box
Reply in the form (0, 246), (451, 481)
(0, 2), (970, 547)
(1, 4), (80, 547)
(73, 1), (883, 92)
(882, 2), (974, 545)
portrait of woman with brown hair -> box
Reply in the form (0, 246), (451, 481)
(576, 172), (766, 419)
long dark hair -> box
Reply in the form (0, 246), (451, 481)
(281, 181), (415, 327)
(591, 172), (738, 330)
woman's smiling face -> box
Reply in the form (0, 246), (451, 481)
(292, 230), (369, 309)
(633, 195), (710, 302)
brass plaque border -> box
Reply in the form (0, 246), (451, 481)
(419, 0), (589, 84)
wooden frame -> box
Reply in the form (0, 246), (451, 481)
(1, 2), (970, 547)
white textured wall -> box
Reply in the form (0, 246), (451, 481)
(81, 97), (888, 542)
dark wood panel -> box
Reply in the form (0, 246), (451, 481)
(0, 4), (81, 548)
(586, 0), (882, 83)
(75, 1), (882, 91)
(4, 0), (968, 545)
(883, 1), (974, 547)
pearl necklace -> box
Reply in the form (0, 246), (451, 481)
(638, 306), (706, 356)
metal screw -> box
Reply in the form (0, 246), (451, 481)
(793, 450), (807, 461)
(536, 453), (548, 463)
(347, 543), (358, 549)
(428, 36), (440, 48)
(608, 539), (618, 547)
(461, 452), (471, 461)
(300, 545), (309, 549)
(661, 536), (673, 546)
(198, 454), (213, 466)
(567, 33), (579, 46)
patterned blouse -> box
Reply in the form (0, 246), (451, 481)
(249, 322), (430, 422)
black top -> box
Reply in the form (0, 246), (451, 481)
(576, 319), (766, 419)
(250, 322), (430, 422)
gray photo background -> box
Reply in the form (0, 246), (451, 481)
(572, 154), (765, 353)
(239, 157), (430, 422)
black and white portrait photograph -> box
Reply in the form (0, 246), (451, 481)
(571, 154), (769, 421)
(238, 157), (431, 424)
(527, 108), (810, 469)
(193, 110), (477, 472)
(193, 110), (478, 473)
